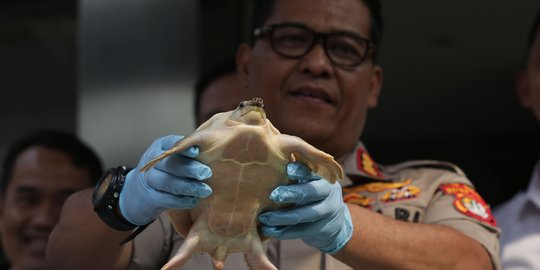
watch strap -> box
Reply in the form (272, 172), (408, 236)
(93, 166), (137, 231)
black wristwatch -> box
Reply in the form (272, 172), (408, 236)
(92, 166), (137, 231)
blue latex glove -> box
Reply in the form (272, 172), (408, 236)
(259, 162), (353, 254)
(119, 135), (213, 225)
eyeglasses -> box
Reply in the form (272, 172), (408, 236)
(253, 23), (375, 69)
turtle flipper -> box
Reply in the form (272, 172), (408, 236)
(243, 230), (277, 270)
(161, 230), (200, 270)
(140, 135), (200, 172)
(141, 128), (227, 172)
(278, 135), (344, 183)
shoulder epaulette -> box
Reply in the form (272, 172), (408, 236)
(383, 160), (466, 177)
(343, 142), (466, 183)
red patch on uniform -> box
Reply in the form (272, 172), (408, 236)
(356, 148), (383, 178)
(439, 183), (496, 226)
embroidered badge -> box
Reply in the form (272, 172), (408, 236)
(381, 184), (421, 203)
(439, 183), (496, 226)
(356, 148), (383, 178)
(343, 179), (421, 206)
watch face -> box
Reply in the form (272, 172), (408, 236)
(94, 173), (113, 202)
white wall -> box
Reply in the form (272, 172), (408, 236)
(78, 0), (197, 168)
(79, 82), (194, 168)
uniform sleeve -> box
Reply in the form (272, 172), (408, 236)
(128, 213), (178, 270)
(423, 187), (501, 270)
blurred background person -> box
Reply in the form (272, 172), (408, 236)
(0, 130), (102, 270)
(194, 58), (249, 126)
(494, 7), (540, 270)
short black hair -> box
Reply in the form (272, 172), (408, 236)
(194, 58), (237, 124)
(250, 0), (383, 60)
(0, 130), (103, 193)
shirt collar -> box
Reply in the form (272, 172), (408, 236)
(342, 141), (390, 182)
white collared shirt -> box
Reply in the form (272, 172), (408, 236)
(494, 160), (540, 270)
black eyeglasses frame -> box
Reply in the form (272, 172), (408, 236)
(253, 23), (376, 69)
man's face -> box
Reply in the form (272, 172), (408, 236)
(197, 73), (249, 126)
(0, 146), (92, 270)
(519, 28), (540, 122)
(238, 0), (382, 159)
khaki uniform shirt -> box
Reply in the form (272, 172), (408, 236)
(128, 142), (501, 270)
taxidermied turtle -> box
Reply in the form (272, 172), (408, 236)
(141, 97), (343, 270)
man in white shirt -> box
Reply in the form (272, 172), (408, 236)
(494, 8), (540, 269)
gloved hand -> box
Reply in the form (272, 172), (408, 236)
(259, 162), (353, 254)
(119, 135), (213, 225)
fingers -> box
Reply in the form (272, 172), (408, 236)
(153, 194), (200, 209)
(260, 222), (322, 239)
(120, 192), (200, 224)
(154, 154), (212, 181)
(269, 178), (331, 204)
(287, 162), (321, 183)
(160, 135), (199, 158)
(259, 197), (332, 226)
(147, 135), (198, 159)
(159, 135), (185, 150)
(259, 179), (343, 230)
(143, 135), (210, 180)
(145, 169), (212, 198)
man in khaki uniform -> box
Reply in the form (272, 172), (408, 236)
(47, 0), (500, 269)
(271, 142), (499, 269)
(124, 143), (500, 270)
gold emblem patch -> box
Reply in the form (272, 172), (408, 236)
(344, 179), (421, 206)
(356, 148), (383, 178)
(345, 179), (415, 194)
(343, 193), (374, 208)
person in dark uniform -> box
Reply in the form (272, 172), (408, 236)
(194, 58), (249, 126)
(47, 0), (500, 269)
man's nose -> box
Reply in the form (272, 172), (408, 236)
(31, 201), (60, 228)
(297, 42), (334, 78)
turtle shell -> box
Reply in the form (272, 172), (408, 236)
(141, 98), (343, 270)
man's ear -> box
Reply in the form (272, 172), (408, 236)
(236, 43), (252, 89)
(367, 65), (383, 108)
(516, 70), (531, 108)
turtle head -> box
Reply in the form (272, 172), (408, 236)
(228, 97), (266, 126)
